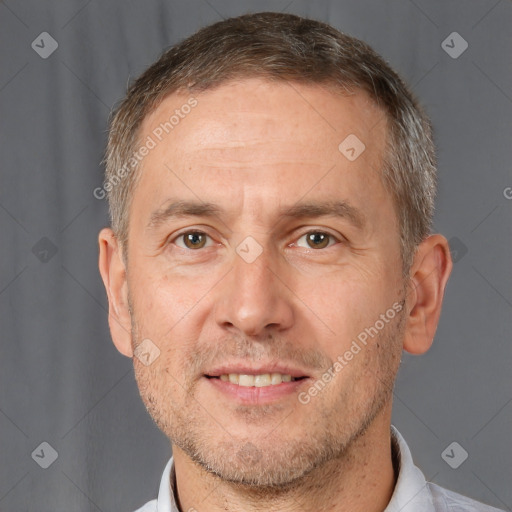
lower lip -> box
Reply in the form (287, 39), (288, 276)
(204, 376), (310, 405)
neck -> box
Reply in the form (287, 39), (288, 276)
(172, 410), (397, 512)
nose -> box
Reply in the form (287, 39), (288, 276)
(213, 243), (294, 337)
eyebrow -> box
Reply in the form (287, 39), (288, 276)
(278, 200), (366, 230)
(146, 199), (366, 231)
(147, 200), (224, 231)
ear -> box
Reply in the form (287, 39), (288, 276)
(98, 228), (133, 357)
(402, 234), (453, 355)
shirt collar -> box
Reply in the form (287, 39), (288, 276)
(155, 456), (177, 512)
(156, 426), (434, 512)
(386, 425), (435, 511)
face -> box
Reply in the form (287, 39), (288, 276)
(124, 79), (406, 486)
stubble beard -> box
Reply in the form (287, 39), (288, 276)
(131, 300), (405, 490)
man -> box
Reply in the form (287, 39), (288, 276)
(98, 12), (503, 512)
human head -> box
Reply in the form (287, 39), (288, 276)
(103, 11), (437, 277)
(98, 11), (452, 493)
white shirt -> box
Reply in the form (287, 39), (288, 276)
(133, 426), (504, 512)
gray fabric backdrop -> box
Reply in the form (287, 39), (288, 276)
(1, 1), (511, 511)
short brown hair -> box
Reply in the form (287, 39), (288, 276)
(104, 11), (436, 276)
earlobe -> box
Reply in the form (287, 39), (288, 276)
(98, 228), (134, 357)
(402, 234), (453, 355)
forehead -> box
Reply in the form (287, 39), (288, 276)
(140, 78), (387, 162)
(130, 78), (392, 233)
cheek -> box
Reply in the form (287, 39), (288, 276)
(133, 336), (193, 411)
(130, 270), (204, 336)
(128, 277), (195, 385)
(297, 271), (385, 351)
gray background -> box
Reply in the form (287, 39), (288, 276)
(0, 1), (511, 511)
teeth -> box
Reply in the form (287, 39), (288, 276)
(254, 374), (271, 387)
(271, 373), (282, 385)
(218, 373), (299, 387)
(239, 374), (254, 387)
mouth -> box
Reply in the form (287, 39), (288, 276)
(203, 372), (310, 405)
(203, 362), (312, 406)
(204, 373), (308, 388)
(202, 364), (312, 404)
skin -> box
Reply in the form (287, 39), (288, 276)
(98, 78), (452, 512)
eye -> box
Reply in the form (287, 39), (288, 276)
(295, 231), (339, 250)
(173, 231), (213, 250)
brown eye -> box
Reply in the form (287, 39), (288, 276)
(180, 232), (208, 249)
(306, 232), (330, 249)
(296, 231), (336, 250)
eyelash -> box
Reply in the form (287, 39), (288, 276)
(169, 229), (342, 251)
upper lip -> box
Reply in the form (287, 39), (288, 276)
(204, 362), (311, 378)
